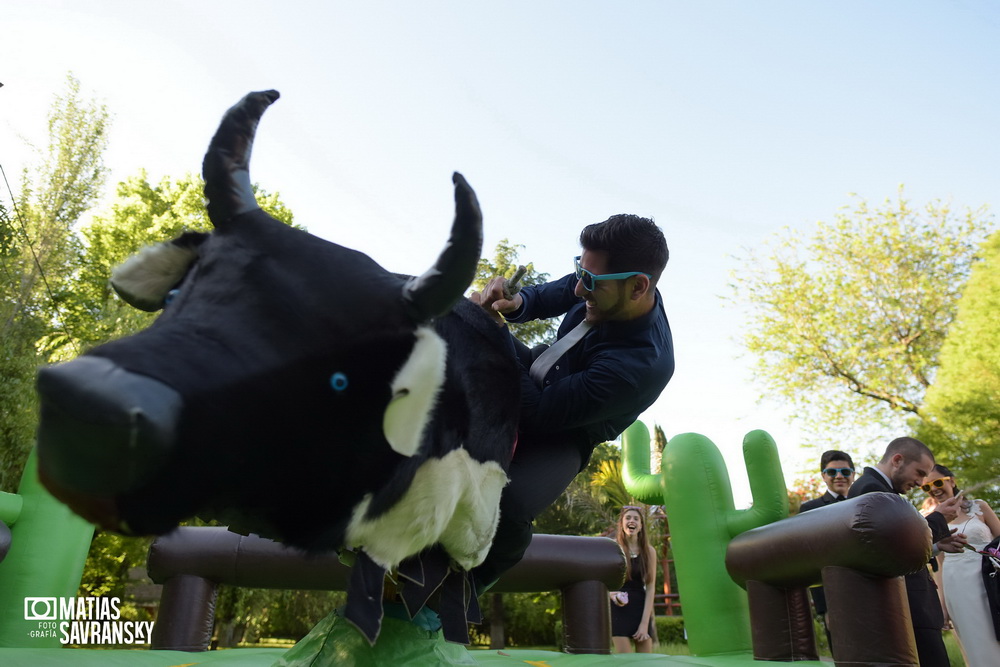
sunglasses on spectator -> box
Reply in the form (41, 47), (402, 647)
(921, 477), (953, 493)
(822, 468), (855, 478)
(574, 256), (651, 292)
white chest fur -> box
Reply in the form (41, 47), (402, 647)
(344, 448), (508, 571)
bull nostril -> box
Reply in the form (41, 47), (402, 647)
(36, 356), (182, 495)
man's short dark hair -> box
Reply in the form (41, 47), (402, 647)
(579, 214), (668, 285)
(820, 449), (854, 470)
(880, 437), (934, 465)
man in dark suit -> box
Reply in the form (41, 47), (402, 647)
(799, 449), (856, 648)
(848, 437), (965, 667)
(801, 449), (856, 512)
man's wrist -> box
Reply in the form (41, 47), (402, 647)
(500, 295), (525, 321)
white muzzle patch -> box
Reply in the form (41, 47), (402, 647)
(382, 326), (447, 457)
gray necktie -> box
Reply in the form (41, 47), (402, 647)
(529, 320), (592, 386)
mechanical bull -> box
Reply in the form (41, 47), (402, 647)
(34, 90), (520, 643)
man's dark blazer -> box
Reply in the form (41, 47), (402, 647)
(800, 490), (845, 513)
(799, 491), (847, 622)
(848, 466), (951, 666)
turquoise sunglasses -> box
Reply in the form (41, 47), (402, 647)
(573, 256), (651, 292)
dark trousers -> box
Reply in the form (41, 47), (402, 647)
(906, 570), (949, 667)
(472, 432), (583, 589)
(912, 629), (949, 667)
(809, 586), (834, 651)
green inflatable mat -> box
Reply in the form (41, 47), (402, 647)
(0, 613), (830, 666)
(0, 647), (831, 667)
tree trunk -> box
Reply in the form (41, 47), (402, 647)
(489, 593), (505, 649)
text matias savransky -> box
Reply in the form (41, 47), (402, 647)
(23, 596), (154, 645)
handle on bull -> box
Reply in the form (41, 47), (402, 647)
(502, 265), (527, 300)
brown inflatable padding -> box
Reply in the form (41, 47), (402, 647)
(746, 580), (818, 661)
(823, 566), (918, 666)
(150, 573), (218, 651)
(726, 492), (931, 588)
(147, 528), (626, 653)
(562, 580), (613, 655)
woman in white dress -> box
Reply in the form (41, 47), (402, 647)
(922, 465), (1000, 666)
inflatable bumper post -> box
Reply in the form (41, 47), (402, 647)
(726, 492), (931, 665)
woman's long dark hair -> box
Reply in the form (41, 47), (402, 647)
(615, 506), (652, 581)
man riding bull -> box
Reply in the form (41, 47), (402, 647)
(470, 214), (675, 592)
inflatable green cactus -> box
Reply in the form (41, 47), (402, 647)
(621, 421), (788, 656)
(0, 450), (95, 647)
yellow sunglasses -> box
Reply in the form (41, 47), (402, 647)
(920, 477), (953, 493)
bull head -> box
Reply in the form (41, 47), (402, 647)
(35, 91), (516, 567)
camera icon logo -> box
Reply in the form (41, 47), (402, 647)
(24, 597), (57, 621)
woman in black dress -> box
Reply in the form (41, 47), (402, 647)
(609, 505), (656, 652)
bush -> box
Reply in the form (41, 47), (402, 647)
(213, 587), (346, 645)
(475, 591), (562, 648)
(654, 616), (686, 645)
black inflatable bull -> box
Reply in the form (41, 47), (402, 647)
(35, 90), (520, 642)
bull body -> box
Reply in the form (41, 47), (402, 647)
(35, 91), (519, 642)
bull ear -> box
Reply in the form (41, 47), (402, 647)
(401, 172), (483, 322)
(111, 233), (208, 311)
(202, 90), (279, 228)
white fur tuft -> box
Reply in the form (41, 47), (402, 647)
(345, 449), (508, 571)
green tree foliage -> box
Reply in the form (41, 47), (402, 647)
(12, 74), (110, 316)
(213, 586), (346, 646)
(40, 171), (295, 361)
(471, 238), (556, 347)
(589, 458), (632, 510)
(0, 200), (42, 492)
(76, 531), (156, 632)
(917, 229), (1000, 503)
(0, 74), (110, 490)
(474, 591), (563, 648)
(731, 189), (994, 445)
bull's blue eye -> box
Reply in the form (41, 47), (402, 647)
(330, 372), (349, 392)
(164, 289), (180, 306)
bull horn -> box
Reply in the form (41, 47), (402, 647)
(202, 90), (279, 228)
(402, 172), (483, 322)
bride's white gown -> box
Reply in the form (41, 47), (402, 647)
(943, 501), (1000, 667)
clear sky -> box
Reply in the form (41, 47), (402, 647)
(3, 1), (998, 505)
